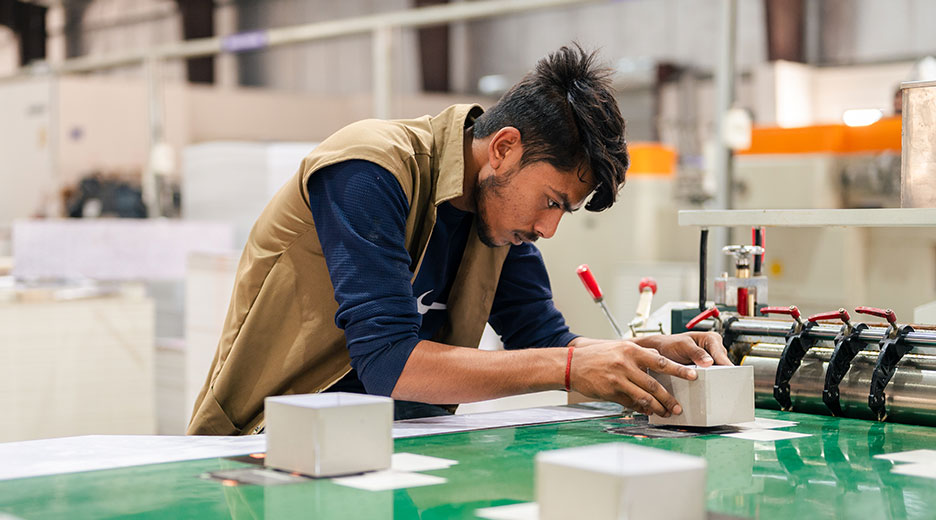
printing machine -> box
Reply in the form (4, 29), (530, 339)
(670, 79), (936, 430)
(682, 303), (936, 427)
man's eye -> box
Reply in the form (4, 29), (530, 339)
(548, 199), (559, 209)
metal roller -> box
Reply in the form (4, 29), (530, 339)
(692, 318), (936, 352)
(741, 343), (936, 427)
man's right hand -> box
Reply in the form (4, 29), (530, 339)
(568, 340), (698, 417)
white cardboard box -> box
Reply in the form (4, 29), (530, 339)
(649, 365), (755, 427)
(536, 443), (706, 520)
(0, 289), (156, 442)
(264, 392), (393, 477)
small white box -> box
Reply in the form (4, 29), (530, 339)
(649, 365), (755, 427)
(264, 392), (393, 477)
(536, 443), (706, 520)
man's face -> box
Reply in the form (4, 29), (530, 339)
(474, 153), (594, 248)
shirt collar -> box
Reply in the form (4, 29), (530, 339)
(430, 103), (485, 206)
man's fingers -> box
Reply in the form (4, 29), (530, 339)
(643, 349), (697, 381)
(634, 371), (682, 416)
(685, 342), (714, 367)
(618, 380), (669, 417)
(694, 332), (733, 366)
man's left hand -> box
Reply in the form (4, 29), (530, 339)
(634, 332), (732, 367)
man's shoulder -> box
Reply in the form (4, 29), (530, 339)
(325, 115), (434, 157)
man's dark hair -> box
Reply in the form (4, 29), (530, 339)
(472, 43), (628, 212)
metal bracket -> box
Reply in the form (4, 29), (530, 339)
(869, 324), (915, 421)
(773, 321), (819, 411)
(822, 322), (870, 416)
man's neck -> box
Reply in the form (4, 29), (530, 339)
(450, 127), (482, 213)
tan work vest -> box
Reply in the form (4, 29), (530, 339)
(188, 104), (510, 435)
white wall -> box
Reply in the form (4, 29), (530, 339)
(78, 0), (186, 81)
(4, 0), (936, 90)
(750, 59), (916, 127)
(0, 78), (57, 225)
(819, 0), (936, 64)
(235, 0), (421, 95)
(460, 0), (767, 91)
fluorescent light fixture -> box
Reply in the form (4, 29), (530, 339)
(478, 74), (510, 96)
(842, 108), (883, 127)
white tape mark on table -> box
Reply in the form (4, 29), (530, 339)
(331, 469), (446, 491)
(721, 429), (811, 441)
(391, 453), (457, 472)
(729, 418), (798, 430)
(891, 463), (936, 480)
(475, 502), (540, 520)
(874, 449), (936, 465)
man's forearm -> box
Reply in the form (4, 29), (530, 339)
(390, 340), (567, 403)
(568, 336), (611, 348)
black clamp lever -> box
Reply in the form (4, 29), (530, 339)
(860, 307), (915, 422)
(761, 306), (817, 411)
(816, 309), (869, 417)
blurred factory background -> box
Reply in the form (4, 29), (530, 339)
(1, 0), (935, 441)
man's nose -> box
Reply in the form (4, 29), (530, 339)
(534, 211), (563, 239)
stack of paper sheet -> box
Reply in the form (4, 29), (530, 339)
(182, 141), (317, 248)
(0, 291), (156, 442)
(11, 219), (235, 280)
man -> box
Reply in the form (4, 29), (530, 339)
(188, 44), (730, 435)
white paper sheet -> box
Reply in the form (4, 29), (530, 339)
(0, 404), (619, 481)
(874, 449), (936, 465)
(391, 453), (458, 472)
(475, 502), (540, 520)
(331, 469), (446, 491)
(12, 219), (234, 280)
(729, 418), (798, 430)
(891, 463), (936, 480)
(721, 429), (811, 442)
(392, 403), (621, 438)
(0, 434), (267, 481)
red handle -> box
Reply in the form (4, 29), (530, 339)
(638, 277), (658, 295)
(576, 264), (603, 302)
(855, 306), (897, 324)
(687, 307), (720, 330)
(808, 308), (850, 323)
(760, 306), (801, 321)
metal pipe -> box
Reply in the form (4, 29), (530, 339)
(143, 55), (162, 218)
(599, 301), (625, 339)
(743, 344), (936, 427)
(699, 228), (708, 311)
(690, 318), (936, 349)
(372, 26), (393, 120)
(709, 0), (737, 276)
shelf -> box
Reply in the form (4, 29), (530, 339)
(678, 208), (936, 228)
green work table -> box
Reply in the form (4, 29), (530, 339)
(2, 409), (936, 519)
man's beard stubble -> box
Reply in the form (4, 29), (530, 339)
(474, 173), (506, 248)
(473, 167), (516, 247)
(473, 166), (538, 248)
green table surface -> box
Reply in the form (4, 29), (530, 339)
(2, 409), (936, 519)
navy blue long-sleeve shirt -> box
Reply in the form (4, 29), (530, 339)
(307, 160), (577, 396)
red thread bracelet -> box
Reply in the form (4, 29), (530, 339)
(564, 345), (575, 392)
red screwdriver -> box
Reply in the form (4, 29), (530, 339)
(577, 264), (624, 339)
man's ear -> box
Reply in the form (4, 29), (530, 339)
(487, 127), (522, 170)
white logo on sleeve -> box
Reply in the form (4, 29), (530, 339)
(417, 290), (447, 315)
